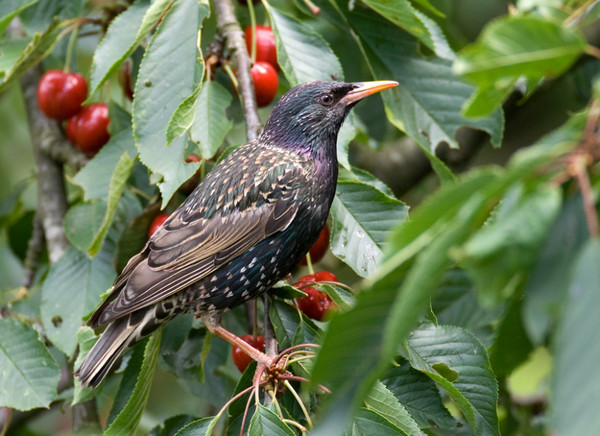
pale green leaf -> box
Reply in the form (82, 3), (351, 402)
(0, 318), (60, 411)
(41, 246), (116, 356)
(190, 80), (233, 160)
(266, 5), (344, 85)
(133, 0), (208, 207)
(454, 16), (586, 117)
(330, 179), (408, 277)
(87, 151), (135, 256)
(551, 240), (600, 434)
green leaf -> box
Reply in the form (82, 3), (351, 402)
(381, 359), (456, 430)
(364, 381), (424, 435)
(0, 318), (60, 411)
(149, 415), (198, 436)
(132, 0), (208, 207)
(72, 126), (137, 201)
(190, 80), (234, 160)
(248, 404), (295, 436)
(344, 7), (504, 158)
(361, 0), (453, 59)
(0, 18), (61, 92)
(350, 408), (410, 435)
(489, 296), (533, 378)
(87, 151), (136, 256)
(41, 245), (116, 356)
(311, 169), (504, 432)
(0, 0), (39, 35)
(104, 330), (162, 436)
(406, 324), (499, 435)
(551, 239), (600, 434)
(173, 417), (214, 436)
(72, 326), (100, 405)
(522, 194), (589, 344)
(457, 183), (562, 306)
(330, 179), (408, 278)
(266, 5), (344, 85)
(63, 200), (106, 252)
(454, 16), (586, 117)
(165, 83), (202, 146)
(87, 0), (154, 99)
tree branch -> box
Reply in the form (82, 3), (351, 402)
(214, 0), (262, 140)
(20, 66), (70, 263)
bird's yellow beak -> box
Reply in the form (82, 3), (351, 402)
(341, 80), (399, 105)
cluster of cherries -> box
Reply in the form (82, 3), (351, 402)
(37, 70), (110, 155)
(244, 25), (279, 107)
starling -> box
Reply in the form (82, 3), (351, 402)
(75, 80), (398, 388)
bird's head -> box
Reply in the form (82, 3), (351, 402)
(259, 80), (398, 158)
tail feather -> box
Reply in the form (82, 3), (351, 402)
(75, 307), (167, 388)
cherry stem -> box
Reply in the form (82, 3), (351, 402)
(283, 379), (313, 428)
(212, 325), (272, 366)
(64, 25), (79, 73)
(304, 251), (315, 274)
(248, 0), (257, 64)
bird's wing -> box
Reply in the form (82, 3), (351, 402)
(90, 161), (306, 327)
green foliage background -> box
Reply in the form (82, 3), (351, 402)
(1, 0), (599, 434)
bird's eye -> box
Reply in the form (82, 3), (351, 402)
(319, 94), (333, 106)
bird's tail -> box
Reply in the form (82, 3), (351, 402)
(75, 307), (169, 388)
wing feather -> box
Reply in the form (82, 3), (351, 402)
(90, 160), (307, 327)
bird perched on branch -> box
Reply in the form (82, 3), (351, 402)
(75, 79), (398, 388)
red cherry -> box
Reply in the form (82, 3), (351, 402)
(251, 62), (278, 108)
(232, 334), (265, 373)
(118, 60), (134, 100)
(295, 272), (338, 321)
(66, 103), (111, 155)
(299, 225), (330, 265)
(245, 25), (278, 70)
(37, 70), (88, 120)
(148, 213), (169, 238)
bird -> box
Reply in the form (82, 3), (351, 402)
(75, 79), (398, 388)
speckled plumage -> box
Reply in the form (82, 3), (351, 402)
(75, 80), (397, 388)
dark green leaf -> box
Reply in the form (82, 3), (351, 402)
(382, 360), (456, 430)
(0, 318), (60, 411)
(551, 239), (600, 434)
(149, 414), (198, 436)
(350, 408), (409, 436)
(104, 330), (162, 435)
(0, 0), (39, 35)
(364, 381), (423, 435)
(406, 324), (499, 435)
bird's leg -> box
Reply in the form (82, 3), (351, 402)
(200, 313), (273, 367)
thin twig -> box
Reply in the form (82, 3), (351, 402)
(214, 0), (262, 140)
